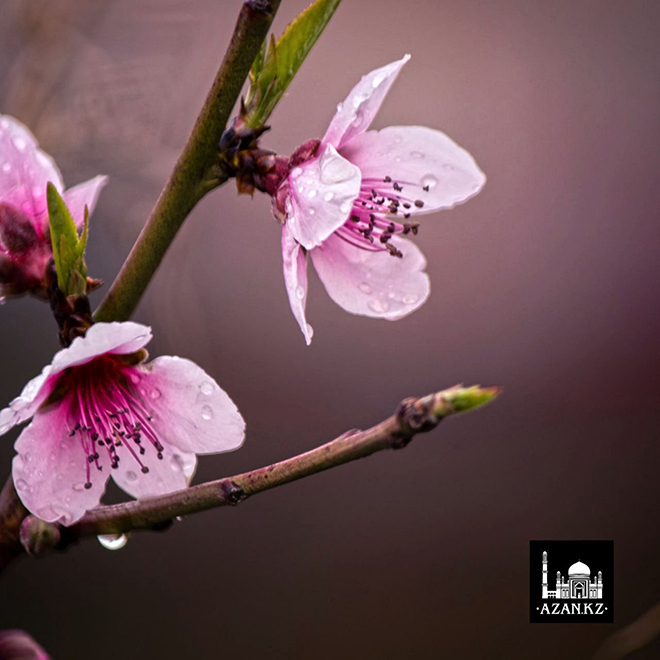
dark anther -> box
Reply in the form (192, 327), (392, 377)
(414, 199), (425, 208)
(403, 202), (411, 209)
(388, 204), (398, 214)
(157, 452), (163, 460)
(388, 222), (396, 232)
(384, 175), (392, 182)
(141, 466), (150, 474)
(386, 243), (403, 258)
(393, 182), (403, 192)
(87, 456), (95, 463)
(423, 184), (430, 192)
(350, 215), (360, 222)
(84, 482), (92, 490)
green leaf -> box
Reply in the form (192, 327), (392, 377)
(47, 183), (89, 297)
(246, 0), (342, 128)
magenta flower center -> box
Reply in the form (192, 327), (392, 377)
(334, 175), (425, 256)
(58, 357), (163, 489)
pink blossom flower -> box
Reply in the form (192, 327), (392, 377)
(273, 55), (486, 344)
(0, 322), (245, 525)
(0, 115), (106, 300)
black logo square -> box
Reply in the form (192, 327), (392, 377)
(530, 540), (614, 623)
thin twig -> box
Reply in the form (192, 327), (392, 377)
(94, 0), (281, 323)
(14, 385), (499, 555)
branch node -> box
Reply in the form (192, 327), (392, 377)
(19, 516), (61, 558)
(247, 0), (275, 15)
(395, 396), (441, 447)
(220, 480), (247, 505)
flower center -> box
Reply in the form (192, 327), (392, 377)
(60, 357), (163, 489)
(334, 175), (424, 256)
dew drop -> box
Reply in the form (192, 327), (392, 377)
(309, 209), (315, 215)
(323, 191), (334, 202)
(368, 299), (390, 313)
(201, 405), (214, 421)
(149, 388), (161, 400)
(402, 293), (420, 305)
(359, 282), (372, 294)
(295, 285), (305, 300)
(421, 174), (438, 189)
(394, 156), (402, 163)
(339, 201), (352, 214)
(72, 482), (87, 492)
(387, 291), (397, 300)
(336, 102), (343, 113)
(372, 73), (386, 88)
(98, 534), (128, 551)
(14, 137), (27, 151)
(410, 151), (424, 160)
(15, 478), (29, 492)
(1, 163), (10, 173)
(130, 373), (141, 384)
(125, 470), (138, 482)
(297, 185), (305, 194)
(23, 452), (31, 463)
(291, 167), (303, 177)
(200, 382), (214, 396)
(306, 189), (318, 199)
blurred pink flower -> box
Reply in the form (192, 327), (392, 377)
(0, 115), (106, 300)
(273, 55), (485, 344)
(0, 322), (245, 525)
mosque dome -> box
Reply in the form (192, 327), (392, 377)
(568, 561), (590, 577)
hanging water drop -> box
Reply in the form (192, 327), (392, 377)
(98, 534), (128, 551)
(201, 405), (214, 421)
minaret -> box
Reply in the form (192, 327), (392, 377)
(542, 551), (548, 598)
(597, 570), (603, 599)
(557, 571), (562, 598)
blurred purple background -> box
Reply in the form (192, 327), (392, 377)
(1, 0), (659, 657)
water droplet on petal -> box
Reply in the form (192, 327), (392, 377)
(297, 186), (305, 194)
(336, 102), (343, 112)
(14, 137), (27, 151)
(200, 382), (214, 396)
(23, 452), (31, 463)
(291, 167), (303, 177)
(295, 285), (305, 300)
(130, 374), (141, 384)
(387, 291), (397, 300)
(307, 189), (317, 199)
(149, 388), (161, 400)
(323, 191), (334, 202)
(359, 282), (372, 294)
(15, 478), (29, 492)
(372, 73), (386, 88)
(1, 163), (11, 173)
(410, 151), (424, 160)
(421, 174), (438, 189)
(98, 534), (128, 551)
(394, 136), (403, 144)
(339, 201), (352, 214)
(402, 293), (420, 305)
(394, 156), (402, 163)
(201, 405), (213, 421)
(125, 470), (138, 482)
(368, 300), (390, 313)
(72, 482), (87, 492)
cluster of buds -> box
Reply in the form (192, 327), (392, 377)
(218, 113), (289, 197)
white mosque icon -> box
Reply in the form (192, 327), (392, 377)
(541, 551), (603, 600)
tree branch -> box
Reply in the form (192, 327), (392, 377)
(14, 385), (499, 555)
(94, 0), (281, 323)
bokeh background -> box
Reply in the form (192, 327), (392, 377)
(1, 0), (659, 658)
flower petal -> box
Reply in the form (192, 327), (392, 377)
(111, 442), (197, 500)
(0, 366), (55, 437)
(323, 55), (410, 150)
(282, 227), (313, 345)
(12, 403), (109, 525)
(136, 356), (245, 456)
(62, 175), (108, 228)
(286, 144), (361, 250)
(0, 115), (64, 237)
(310, 233), (429, 319)
(50, 322), (152, 375)
(341, 125), (486, 213)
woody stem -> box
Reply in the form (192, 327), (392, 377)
(93, 0), (282, 323)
